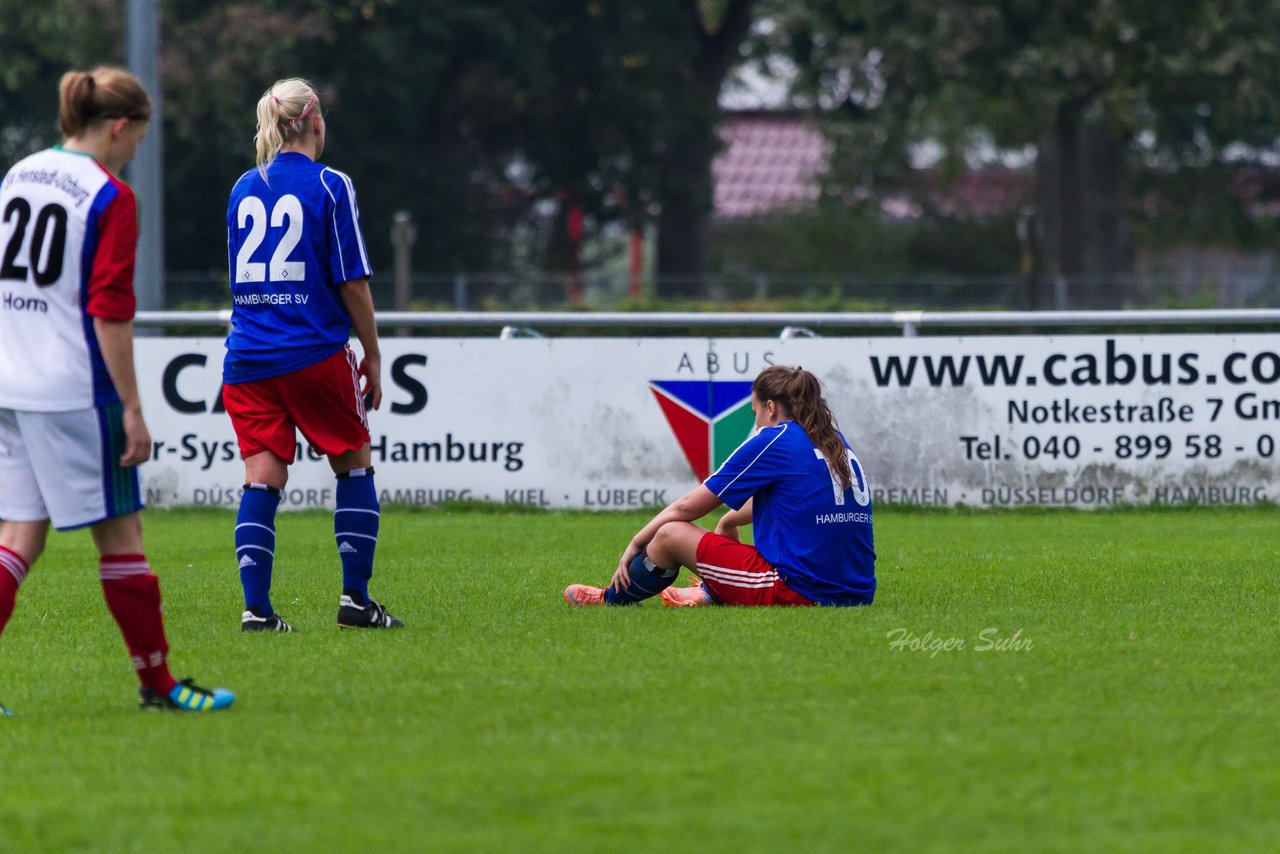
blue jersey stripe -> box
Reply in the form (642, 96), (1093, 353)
(79, 182), (122, 407)
(708, 423), (789, 500)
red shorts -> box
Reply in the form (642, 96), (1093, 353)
(693, 532), (816, 607)
(222, 347), (370, 462)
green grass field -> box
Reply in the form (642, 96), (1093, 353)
(1, 505), (1277, 852)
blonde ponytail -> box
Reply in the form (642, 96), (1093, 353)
(254, 78), (320, 180)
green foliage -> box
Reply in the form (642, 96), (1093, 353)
(3, 506), (1279, 849)
(0, 0), (120, 164)
(7, 0), (1280, 289)
(751, 0), (1280, 288)
(711, 205), (1020, 278)
(1, 1), (758, 279)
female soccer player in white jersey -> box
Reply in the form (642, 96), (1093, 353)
(565, 365), (876, 608)
(0, 67), (233, 714)
(223, 78), (401, 632)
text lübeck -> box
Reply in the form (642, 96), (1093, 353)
(1009, 396), (1192, 425)
(583, 488), (668, 508)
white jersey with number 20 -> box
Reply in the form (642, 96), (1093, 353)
(0, 147), (138, 412)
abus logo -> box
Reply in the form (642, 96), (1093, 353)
(649, 380), (754, 480)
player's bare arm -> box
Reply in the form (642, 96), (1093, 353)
(92, 317), (152, 466)
(339, 276), (382, 410)
(612, 485), (721, 589)
(715, 498), (753, 542)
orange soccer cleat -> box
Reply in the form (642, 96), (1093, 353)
(659, 583), (714, 608)
(563, 584), (607, 606)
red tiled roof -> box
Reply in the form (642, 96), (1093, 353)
(713, 112), (1033, 220)
(713, 112), (829, 219)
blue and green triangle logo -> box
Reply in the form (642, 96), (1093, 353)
(649, 380), (755, 480)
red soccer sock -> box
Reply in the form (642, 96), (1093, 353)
(99, 554), (177, 695)
(0, 546), (29, 638)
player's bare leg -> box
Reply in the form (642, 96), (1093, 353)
(90, 512), (143, 554)
(244, 451), (289, 490)
(0, 519), (49, 568)
(646, 522), (715, 607)
(645, 521), (705, 571)
(564, 520), (700, 607)
(327, 443), (371, 476)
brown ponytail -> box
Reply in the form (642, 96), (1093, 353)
(58, 67), (151, 138)
(753, 365), (852, 489)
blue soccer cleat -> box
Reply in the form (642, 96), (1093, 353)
(140, 678), (235, 712)
(1, 702), (11, 716)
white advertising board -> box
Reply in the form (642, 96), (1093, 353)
(136, 335), (1280, 509)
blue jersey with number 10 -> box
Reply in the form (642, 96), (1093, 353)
(704, 422), (876, 605)
(224, 152), (372, 384)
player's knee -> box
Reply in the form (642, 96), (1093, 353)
(90, 512), (143, 556)
(1, 537), (45, 567)
(649, 521), (679, 551)
(649, 522), (697, 569)
(244, 452), (289, 489)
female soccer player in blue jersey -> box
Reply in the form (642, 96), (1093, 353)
(564, 365), (875, 607)
(0, 67), (233, 713)
(223, 78), (401, 632)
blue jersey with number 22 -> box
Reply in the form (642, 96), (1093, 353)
(224, 152), (372, 384)
(704, 422), (876, 605)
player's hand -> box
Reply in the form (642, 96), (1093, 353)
(120, 406), (152, 467)
(612, 542), (642, 591)
(715, 519), (741, 542)
(609, 562), (632, 592)
(359, 353), (382, 410)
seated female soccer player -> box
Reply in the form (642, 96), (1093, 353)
(564, 365), (875, 608)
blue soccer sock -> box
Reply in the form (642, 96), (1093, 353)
(236, 483), (281, 615)
(335, 467), (379, 604)
(604, 551), (678, 605)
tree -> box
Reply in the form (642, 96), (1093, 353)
(161, 0), (544, 279)
(0, 0), (121, 164)
(3, 0), (767, 299)
(651, 0), (759, 297)
(756, 0), (1280, 307)
(495, 0), (764, 297)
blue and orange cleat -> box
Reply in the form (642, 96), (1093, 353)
(660, 582), (714, 607)
(563, 583), (607, 606)
(140, 678), (235, 712)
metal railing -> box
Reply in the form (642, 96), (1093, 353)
(135, 307), (1280, 337)
(164, 270), (1280, 313)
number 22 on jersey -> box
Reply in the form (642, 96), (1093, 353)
(235, 194), (305, 284)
